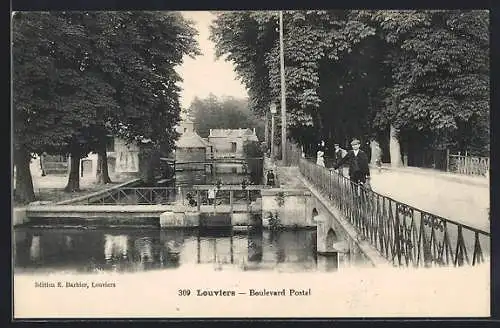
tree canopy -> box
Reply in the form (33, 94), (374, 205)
(187, 94), (265, 140)
(13, 11), (200, 201)
(210, 10), (489, 155)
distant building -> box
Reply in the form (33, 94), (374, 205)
(174, 117), (213, 170)
(80, 137), (143, 178)
(31, 136), (145, 179)
(208, 128), (259, 159)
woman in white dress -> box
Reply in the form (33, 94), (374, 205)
(316, 150), (325, 167)
(316, 140), (326, 167)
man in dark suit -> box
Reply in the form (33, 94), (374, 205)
(333, 143), (347, 167)
(333, 138), (370, 185)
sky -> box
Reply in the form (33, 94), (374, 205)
(177, 11), (248, 109)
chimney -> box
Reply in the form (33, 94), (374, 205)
(253, 128), (256, 134)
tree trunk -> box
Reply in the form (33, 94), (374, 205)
(264, 112), (269, 149)
(96, 145), (112, 185)
(65, 149), (81, 192)
(14, 146), (36, 204)
(139, 148), (156, 185)
(389, 125), (403, 167)
(40, 153), (46, 176)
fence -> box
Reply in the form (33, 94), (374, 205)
(299, 158), (489, 267)
(79, 185), (262, 211)
(448, 153), (489, 177)
(82, 187), (179, 205)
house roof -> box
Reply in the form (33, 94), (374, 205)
(209, 128), (259, 141)
(176, 131), (212, 148)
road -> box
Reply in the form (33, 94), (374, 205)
(366, 168), (490, 232)
(335, 166), (490, 262)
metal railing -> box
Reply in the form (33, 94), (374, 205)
(80, 185), (263, 212)
(299, 158), (490, 267)
(83, 187), (179, 205)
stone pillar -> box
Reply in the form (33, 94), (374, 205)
(159, 211), (181, 228)
(389, 125), (403, 167)
(315, 215), (329, 253)
(316, 254), (339, 272)
(13, 208), (28, 226)
(370, 140), (381, 165)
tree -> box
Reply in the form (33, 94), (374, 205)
(78, 12), (200, 185)
(364, 10), (489, 157)
(188, 94), (264, 139)
(242, 140), (264, 184)
(211, 10), (490, 165)
(211, 11), (379, 149)
(13, 12), (112, 198)
(13, 11), (200, 201)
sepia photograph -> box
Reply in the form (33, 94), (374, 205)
(12, 9), (490, 318)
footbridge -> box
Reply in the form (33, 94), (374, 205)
(292, 158), (490, 268)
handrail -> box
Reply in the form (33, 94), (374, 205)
(192, 185), (267, 191)
(78, 185), (262, 211)
(298, 157), (489, 267)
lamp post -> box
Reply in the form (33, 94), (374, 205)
(270, 103), (277, 159)
(264, 111), (269, 150)
(279, 10), (287, 163)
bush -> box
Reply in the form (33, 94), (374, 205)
(242, 140), (264, 158)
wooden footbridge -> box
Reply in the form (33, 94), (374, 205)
(159, 157), (263, 172)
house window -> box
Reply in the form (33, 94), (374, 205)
(230, 142), (237, 152)
(106, 137), (115, 152)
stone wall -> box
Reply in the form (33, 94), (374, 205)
(208, 137), (245, 158)
(261, 189), (314, 228)
(114, 139), (140, 173)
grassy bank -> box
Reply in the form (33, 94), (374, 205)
(13, 174), (138, 207)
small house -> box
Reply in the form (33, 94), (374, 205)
(174, 118), (212, 170)
(208, 128), (259, 159)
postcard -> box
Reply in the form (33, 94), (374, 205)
(12, 10), (490, 319)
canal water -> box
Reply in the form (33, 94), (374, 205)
(14, 165), (364, 275)
(14, 226), (353, 274)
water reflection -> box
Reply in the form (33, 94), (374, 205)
(248, 228), (263, 263)
(104, 234), (128, 262)
(29, 235), (41, 262)
(14, 227), (345, 274)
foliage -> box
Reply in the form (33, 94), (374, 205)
(13, 11), (200, 198)
(242, 140), (264, 184)
(360, 10), (490, 153)
(210, 10), (490, 157)
(242, 140), (264, 158)
(274, 191), (285, 207)
(211, 11), (381, 144)
(13, 12), (108, 157)
(269, 212), (282, 231)
(187, 94), (264, 139)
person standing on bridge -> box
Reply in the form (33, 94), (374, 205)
(333, 143), (347, 168)
(266, 169), (276, 187)
(333, 138), (371, 188)
(316, 140), (326, 167)
(208, 186), (216, 205)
